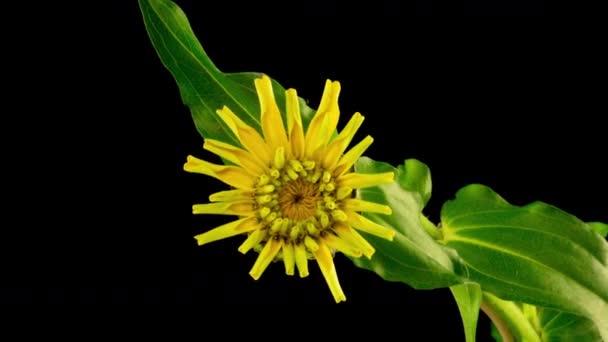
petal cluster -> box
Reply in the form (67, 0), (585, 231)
(185, 76), (394, 302)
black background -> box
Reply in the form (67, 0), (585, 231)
(6, 0), (606, 339)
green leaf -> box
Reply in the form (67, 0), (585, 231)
(399, 158), (432, 207)
(350, 157), (463, 289)
(481, 292), (541, 342)
(441, 184), (608, 340)
(588, 222), (608, 238)
(538, 307), (603, 342)
(450, 282), (482, 342)
(139, 0), (315, 145)
(490, 322), (503, 342)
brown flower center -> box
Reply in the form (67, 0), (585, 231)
(278, 179), (319, 220)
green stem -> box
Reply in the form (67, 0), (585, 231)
(480, 292), (541, 342)
(419, 214), (442, 240)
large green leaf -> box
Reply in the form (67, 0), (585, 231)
(588, 222), (608, 238)
(441, 184), (608, 340)
(400, 158), (432, 207)
(488, 301), (603, 342)
(450, 283), (482, 342)
(139, 0), (315, 145)
(490, 323), (503, 342)
(482, 292), (541, 342)
(486, 300), (602, 342)
(538, 307), (602, 341)
(350, 157), (463, 289)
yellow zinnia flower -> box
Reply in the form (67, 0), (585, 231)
(185, 75), (395, 302)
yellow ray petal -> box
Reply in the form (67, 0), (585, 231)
(313, 242), (346, 303)
(282, 242), (296, 276)
(192, 202), (254, 216)
(317, 79), (341, 115)
(305, 80), (341, 157)
(304, 111), (329, 158)
(184, 155), (255, 189)
(249, 238), (283, 280)
(238, 229), (267, 254)
(336, 186), (353, 200)
(333, 135), (374, 176)
(333, 223), (375, 259)
(194, 217), (259, 246)
(209, 189), (253, 202)
(216, 106), (272, 163)
(337, 171), (394, 189)
(294, 243), (309, 278)
(203, 139), (266, 175)
(342, 198), (393, 215)
(323, 233), (363, 258)
(255, 76), (289, 151)
(346, 211), (395, 241)
(286, 88), (305, 159)
(321, 112), (364, 169)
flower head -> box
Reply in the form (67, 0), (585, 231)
(185, 75), (395, 302)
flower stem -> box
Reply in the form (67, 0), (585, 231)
(480, 292), (541, 342)
(419, 214), (442, 240)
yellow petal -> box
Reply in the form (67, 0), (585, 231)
(346, 211), (395, 241)
(238, 229), (267, 254)
(323, 233), (363, 258)
(343, 199), (393, 215)
(304, 111), (329, 158)
(203, 139), (266, 175)
(192, 202), (254, 216)
(282, 242), (296, 276)
(249, 238), (282, 280)
(336, 186), (353, 200)
(194, 217), (259, 246)
(321, 112), (364, 169)
(313, 242), (346, 303)
(255, 76), (289, 151)
(184, 155), (255, 189)
(216, 106), (272, 163)
(333, 135), (374, 176)
(334, 223), (375, 259)
(209, 189), (253, 202)
(317, 79), (341, 116)
(305, 80), (341, 157)
(286, 88), (305, 159)
(338, 171), (394, 189)
(294, 243), (309, 278)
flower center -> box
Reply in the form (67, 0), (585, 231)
(278, 179), (319, 220)
(251, 152), (353, 247)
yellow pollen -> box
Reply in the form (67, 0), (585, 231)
(278, 178), (320, 220)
